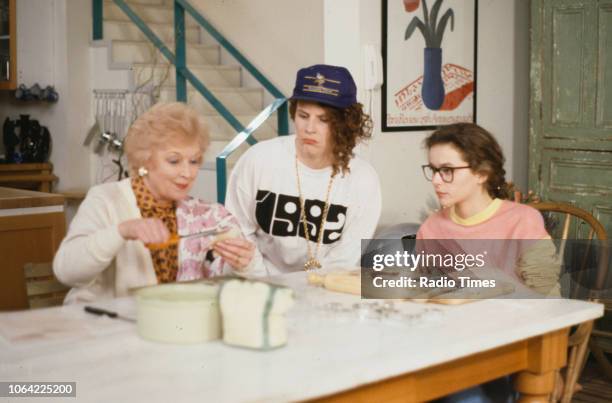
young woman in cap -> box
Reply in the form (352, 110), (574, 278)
(225, 64), (382, 275)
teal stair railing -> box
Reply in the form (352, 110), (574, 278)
(216, 98), (285, 204)
(92, 0), (290, 202)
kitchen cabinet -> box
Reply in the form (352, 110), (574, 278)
(0, 187), (65, 311)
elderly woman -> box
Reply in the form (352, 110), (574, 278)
(53, 102), (257, 304)
(225, 64), (382, 275)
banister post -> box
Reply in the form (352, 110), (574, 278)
(278, 101), (289, 135)
(174, 1), (187, 102)
(216, 157), (228, 204)
(93, 0), (103, 40)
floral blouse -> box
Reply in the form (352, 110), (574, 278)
(131, 175), (243, 282)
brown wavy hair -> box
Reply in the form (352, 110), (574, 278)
(289, 99), (373, 177)
(424, 123), (509, 199)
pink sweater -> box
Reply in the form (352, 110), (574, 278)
(417, 199), (549, 239)
(416, 199), (550, 279)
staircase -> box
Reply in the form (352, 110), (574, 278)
(91, 0), (282, 201)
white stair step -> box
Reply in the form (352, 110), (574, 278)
(204, 132), (280, 168)
(111, 40), (219, 65)
(158, 86), (263, 115)
(203, 113), (278, 141)
(193, 141), (246, 202)
(204, 140), (250, 168)
(124, 0), (167, 6)
(104, 1), (198, 27)
(134, 64), (240, 88)
(103, 19), (200, 43)
(195, 134), (283, 202)
(142, 98), (277, 141)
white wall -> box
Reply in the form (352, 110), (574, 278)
(0, 0), (530, 231)
(59, 0), (94, 191)
(0, 0), (92, 193)
(190, 0), (325, 96)
(323, 0), (531, 228)
(511, 0), (530, 191)
(0, 0), (60, 158)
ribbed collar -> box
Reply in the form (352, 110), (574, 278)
(450, 198), (503, 226)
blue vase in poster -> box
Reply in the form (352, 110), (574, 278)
(422, 47), (445, 110)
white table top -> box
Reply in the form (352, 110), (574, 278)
(0, 272), (603, 403)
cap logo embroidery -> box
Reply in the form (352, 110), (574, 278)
(303, 73), (342, 97)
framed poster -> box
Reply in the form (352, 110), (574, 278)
(382, 0), (478, 131)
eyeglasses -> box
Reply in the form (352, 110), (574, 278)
(422, 165), (471, 183)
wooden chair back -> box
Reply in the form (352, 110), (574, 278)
(527, 201), (611, 401)
(529, 202), (607, 239)
(23, 263), (69, 309)
(529, 201), (609, 298)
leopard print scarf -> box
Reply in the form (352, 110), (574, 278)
(131, 176), (178, 283)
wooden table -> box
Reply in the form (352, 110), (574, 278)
(0, 187), (65, 310)
(314, 328), (567, 403)
(0, 273), (603, 402)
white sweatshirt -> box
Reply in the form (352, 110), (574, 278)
(225, 135), (382, 275)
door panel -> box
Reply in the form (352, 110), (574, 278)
(530, 0), (612, 236)
(593, 205), (612, 233)
(596, 2), (612, 127)
(542, 149), (612, 196)
(539, 0), (611, 144)
(551, 4), (587, 127)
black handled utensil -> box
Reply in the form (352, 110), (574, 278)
(84, 306), (136, 323)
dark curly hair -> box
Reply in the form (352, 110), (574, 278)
(424, 123), (509, 199)
(289, 99), (373, 177)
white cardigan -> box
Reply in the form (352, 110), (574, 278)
(54, 179), (159, 304)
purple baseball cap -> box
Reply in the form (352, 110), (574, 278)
(290, 64), (357, 109)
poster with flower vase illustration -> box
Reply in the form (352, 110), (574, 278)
(382, 0), (477, 131)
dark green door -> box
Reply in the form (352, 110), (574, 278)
(530, 0), (612, 235)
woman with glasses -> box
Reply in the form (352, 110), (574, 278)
(417, 123), (561, 403)
(417, 122), (560, 294)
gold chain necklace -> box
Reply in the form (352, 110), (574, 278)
(295, 155), (335, 271)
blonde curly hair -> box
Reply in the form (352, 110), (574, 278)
(123, 102), (210, 176)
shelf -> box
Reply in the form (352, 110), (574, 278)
(0, 163), (58, 192)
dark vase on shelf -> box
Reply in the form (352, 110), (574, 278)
(2, 114), (51, 163)
(18, 114), (30, 135)
(422, 47), (446, 110)
(3, 115), (20, 162)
